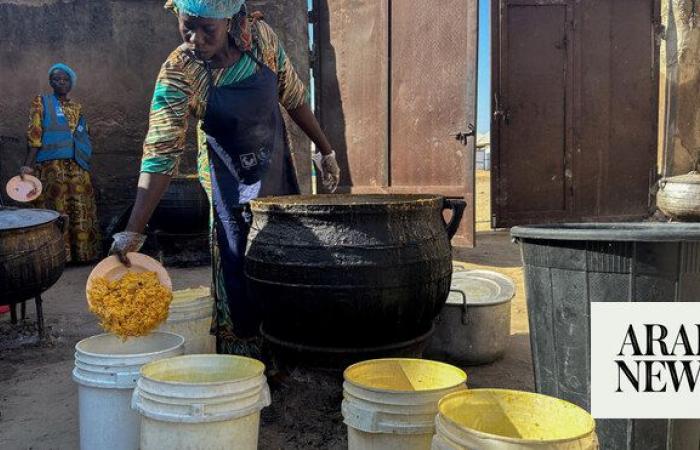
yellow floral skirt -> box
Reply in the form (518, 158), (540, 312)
(34, 160), (102, 263)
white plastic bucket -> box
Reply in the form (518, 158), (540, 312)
(431, 389), (598, 450)
(132, 354), (271, 450)
(73, 332), (185, 450)
(158, 287), (215, 354)
(342, 358), (467, 450)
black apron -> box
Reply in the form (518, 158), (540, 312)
(202, 52), (299, 339)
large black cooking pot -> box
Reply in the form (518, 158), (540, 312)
(150, 175), (209, 233)
(1, 208), (66, 305)
(246, 194), (466, 362)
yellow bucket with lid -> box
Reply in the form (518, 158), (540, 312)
(432, 389), (598, 449)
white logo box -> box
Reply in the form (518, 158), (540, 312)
(591, 302), (700, 419)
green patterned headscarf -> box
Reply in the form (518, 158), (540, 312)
(168, 0), (244, 18)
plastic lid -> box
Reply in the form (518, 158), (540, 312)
(447, 270), (515, 306)
(0, 208), (59, 231)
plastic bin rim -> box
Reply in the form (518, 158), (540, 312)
(511, 223), (700, 242)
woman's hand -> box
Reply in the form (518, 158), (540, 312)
(111, 172), (172, 266)
(288, 104), (341, 192)
(19, 165), (34, 180)
(109, 231), (147, 267)
(313, 151), (340, 193)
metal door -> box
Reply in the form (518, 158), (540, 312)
(492, 0), (660, 227)
(313, 0), (479, 246)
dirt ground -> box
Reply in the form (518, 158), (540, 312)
(0, 171), (533, 450)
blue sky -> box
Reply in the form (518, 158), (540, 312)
(477, 0), (490, 134)
(308, 1), (490, 134)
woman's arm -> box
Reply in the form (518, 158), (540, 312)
(289, 103), (340, 192)
(287, 103), (333, 156)
(125, 172), (172, 234)
(110, 172), (172, 265)
(21, 96), (44, 177)
(110, 51), (193, 263)
(22, 147), (39, 169)
(259, 21), (341, 191)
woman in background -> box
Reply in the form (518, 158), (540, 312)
(20, 63), (101, 263)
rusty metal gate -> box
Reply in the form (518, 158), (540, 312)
(311, 0), (479, 246)
(492, 0), (660, 228)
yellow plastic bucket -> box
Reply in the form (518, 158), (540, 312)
(432, 389), (598, 450)
(343, 358), (467, 450)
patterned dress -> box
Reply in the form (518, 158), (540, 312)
(141, 18), (307, 355)
(27, 96), (102, 263)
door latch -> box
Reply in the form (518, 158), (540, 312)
(452, 124), (475, 145)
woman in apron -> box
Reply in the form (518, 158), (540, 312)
(110, 0), (340, 355)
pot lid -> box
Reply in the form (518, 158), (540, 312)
(0, 208), (60, 231)
(662, 171), (700, 185)
(446, 270), (515, 306)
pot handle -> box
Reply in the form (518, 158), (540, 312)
(450, 289), (469, 325)
(56, 214), (69, 233)
(442, 199), (467, 241)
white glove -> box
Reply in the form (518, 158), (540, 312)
(109, 231), (147, 266)
(312, 150), (341, 193)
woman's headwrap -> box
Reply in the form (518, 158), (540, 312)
(165, 0), (261, 52)
(48, 63), (77, 88)
(167, 0), (245, 19)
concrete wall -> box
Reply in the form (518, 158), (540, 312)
(660, 0), (700, 176)
(0, 0), (310, 232)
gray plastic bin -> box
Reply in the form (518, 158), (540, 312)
(512, 223), (700, 450)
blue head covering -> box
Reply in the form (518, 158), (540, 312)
(48, 63), (77, 88)
(171, 0), (245, 18)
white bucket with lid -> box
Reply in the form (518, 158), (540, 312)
(73, 332), (185, 450)
(342, 358), (467, 450)
(132, 354), (271, 450)
(158, 286), (216, 354)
